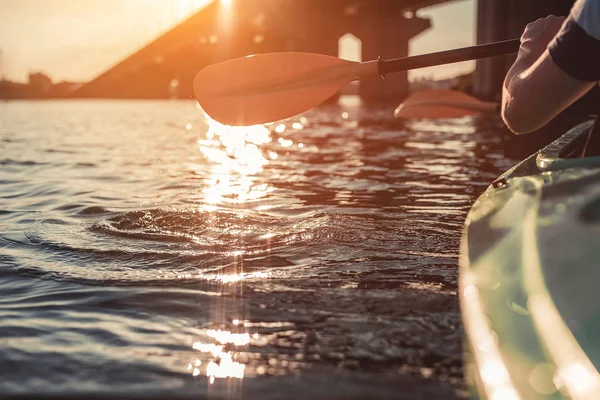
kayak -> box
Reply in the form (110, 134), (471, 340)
(460, 119), (600, 400)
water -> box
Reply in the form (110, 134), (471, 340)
(0, 99), (516, 399)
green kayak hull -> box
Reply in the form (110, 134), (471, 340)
(460, 120), (600, 400)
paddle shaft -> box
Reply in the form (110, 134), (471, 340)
(378, 39), (521, 77)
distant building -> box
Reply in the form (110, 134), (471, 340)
(0, 79), (28, 99)
(28, 72), (52, 96)
(0, 72), (81, 99)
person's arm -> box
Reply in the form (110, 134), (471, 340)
(502, 15), (596, 134)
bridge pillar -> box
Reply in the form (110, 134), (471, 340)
(474, 0), (574, 100)
(260, 1), (431, 103)
(359, 15), (430, 102)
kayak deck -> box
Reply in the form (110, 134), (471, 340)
(460, 120), (600, 399)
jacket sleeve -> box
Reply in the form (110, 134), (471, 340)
(548, 0), (600, 82)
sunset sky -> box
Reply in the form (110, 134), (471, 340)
(0, 0), (475, 83)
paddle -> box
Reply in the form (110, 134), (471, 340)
(393, 89), (499, 119)
(194, 39), (519, 126)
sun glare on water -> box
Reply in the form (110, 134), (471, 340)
(199, 114), (275, 206)
(191, 331), (248, 383)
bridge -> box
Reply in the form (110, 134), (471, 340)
(73, 0), (450, 102)
(74, 0), (578, 103)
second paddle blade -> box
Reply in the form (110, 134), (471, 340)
(394, 89), (497, 119)
(194, 52), (358, 126)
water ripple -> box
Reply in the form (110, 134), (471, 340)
(0, 99), (517, 398)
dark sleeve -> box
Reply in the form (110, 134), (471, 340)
(548, 17), (600, 82)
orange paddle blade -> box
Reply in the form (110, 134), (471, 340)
(394, 89), (498, 119)
(194, 52), (377, 126)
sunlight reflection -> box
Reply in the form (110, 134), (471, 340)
(207, 357), (245, 383)
(191, 324), (253, 384)
(556, 362), (597, 396)
(203, 270), (271, 283)
(193, 342), (225, 357)
(260, 232), (276, 239)
(278, 138), (293, 148)
(275, 124), (286, 133)
(177, 270), (271, 283)
(529, 363), (557, 395)
(461, 282), (521, 399)
(208, 329), (251, 346)
(199, 114), (273, 205)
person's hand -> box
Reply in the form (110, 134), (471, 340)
(518, 15), (567, 62)
(505, 15), (567, 87)
(502, 14), (595, 135)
